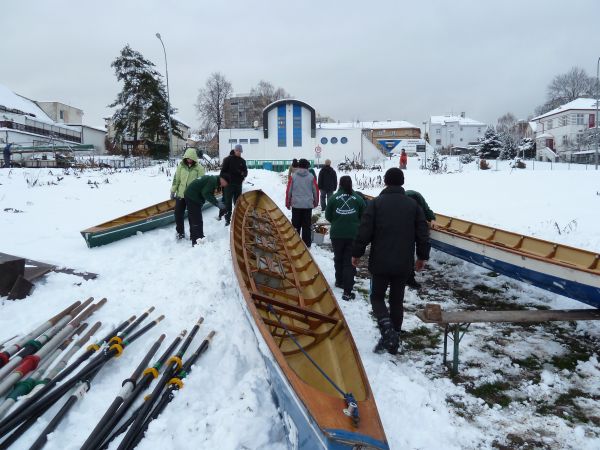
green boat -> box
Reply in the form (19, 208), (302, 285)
(80, 197), (221, 248)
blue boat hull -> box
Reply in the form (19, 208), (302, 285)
(430, 234), (600, 308)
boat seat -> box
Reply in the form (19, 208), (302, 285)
(447, 218), (472, 234)
(489, 230), (522, 248)
(519, 240), (556, 258)
(469, 224), (495, 241)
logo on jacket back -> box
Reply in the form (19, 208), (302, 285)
(336, 194), (357, 215)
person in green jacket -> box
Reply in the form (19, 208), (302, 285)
(325, 175), (366, 300)
(405, 189), (435, 288)
(184, 174), (229, 245)
(170, 148), (206, 239)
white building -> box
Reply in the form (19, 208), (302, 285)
(428, 113), (486, 152)
(0, 83), (106, 160)
(218, 99), (387, 170)
(531, 98), (599, 161)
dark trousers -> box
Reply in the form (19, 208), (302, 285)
(174, 198), (190, 236)
(370, 274), (407, 331)
(3, 156), (9, 168)
(320, 190), (333, 210)
(186, 198), (205, 244)
(331, 238), (356, 293)
(291, 208), (312, 247)
(224, 184), (242, 222)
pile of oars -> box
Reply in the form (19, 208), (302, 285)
(0, 299), (167, 449)
(81, 317), (215, 450)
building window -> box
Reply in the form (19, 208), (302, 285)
(460, 138), (463, 142)
(293, 104), (302, 147)
(477, 128), (481, 133)
(562, 135), (568, 146)
(435, 139), (442, 145)
(590, 114), (596, 128)
(436, 129), (441, 135)
(239, 139), (248, 143)
(228, 139), (237, 144)
(277, 105), (286, 147)
(546, 119), (552, 130)
(320, 137), (328, 145)
(59, 110), (64, 120)
(560, 115), (568, 127)
(375, 130), (385, 136)
(331, 137), (338, 144)
(250, 138), (259, 144)
(575, 113), (584, 125)
(340, 137), (348, 144)
(460, 127), (463, 131)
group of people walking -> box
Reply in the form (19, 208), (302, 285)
(170, 144), (247, 246)
(171, 148), (433, 356)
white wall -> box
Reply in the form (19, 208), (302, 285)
(429, 121), (485, 149)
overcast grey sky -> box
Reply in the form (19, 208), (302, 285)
(2, 0), (599, 129)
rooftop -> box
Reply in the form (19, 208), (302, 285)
(430, 115), (486, 126)
(532, 98), (600, 121)
(319, 120), (419, 130)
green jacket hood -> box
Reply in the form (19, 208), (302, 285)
(182, 148), (199, 163)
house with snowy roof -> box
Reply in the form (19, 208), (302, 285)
(0, 83), (107, 163)
(428, 113), (486, 153)
(531, 98), (599, 163)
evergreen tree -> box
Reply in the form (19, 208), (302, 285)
(517, 138), (536, 159)
(109, 45), (180, 152)
(477, 127), (503, 159)
(498, 132), (517, 160)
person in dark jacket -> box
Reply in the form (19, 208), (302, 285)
(405, 190), (436, 289)
(352, 168), (429, 355)
(184, 174), (229, 245)
(317, 159), (337, 211)
(3, 143), (12, 168)
(286, 158), (319, 247)
(220, 144), (248, 226)
(325, 176), (366, 300)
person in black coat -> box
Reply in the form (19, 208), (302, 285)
(220, 144), (248, 225)
(3, 143), (12, 168)
(352, 168), (429, 355)
(317, 159), (337, 211)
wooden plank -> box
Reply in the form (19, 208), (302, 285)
(252, 292), (339, 324)
(0, 257), (25, 296)
(418, 307), (600, 324)
(7, 275), (34, 300)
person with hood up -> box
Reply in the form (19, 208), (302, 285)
(325, 175), (366, 300)
(184, 174), (229, 245)
(352, 168), (429, 355)
(170, 148), (206, 239)
(317, 159), (337, 211)
(220, 144), (247, 226)
(285, 158), (319, 247)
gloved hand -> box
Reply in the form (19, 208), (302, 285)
(170, 191), (176, 200)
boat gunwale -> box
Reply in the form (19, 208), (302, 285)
(432, 214), (600, 275)
(230, 190), (388, 443)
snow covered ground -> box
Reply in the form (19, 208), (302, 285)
(0, 157), (598, 449)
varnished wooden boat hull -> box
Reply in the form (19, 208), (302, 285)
(80, 198), (219, 248)
(231, 190), (388, 450)
(430, 214), (600, 308)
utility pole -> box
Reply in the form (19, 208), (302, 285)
(595, 56), (599, 170)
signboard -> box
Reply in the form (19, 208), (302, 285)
(315, 145), (322, 155)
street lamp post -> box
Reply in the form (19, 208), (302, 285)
(595, 56), (600, 170)
(156, 33), (173, 160)
(422, 121), (427, 169)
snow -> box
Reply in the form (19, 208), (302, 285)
(0, 83), (55, 125)
(430, 115), (486, 126)
(319, 120), (419, 130)
(0, 158), (599, 449)
(532, 98), (600, 121)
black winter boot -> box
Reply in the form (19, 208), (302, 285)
(373, 318), (399, 355)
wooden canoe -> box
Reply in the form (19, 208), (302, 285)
(430, 214), (600, 308)
(360, 194), (599, 307)
(80, 197), (220, 248)
(230, 190), (389, 450)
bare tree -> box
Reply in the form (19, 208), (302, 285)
(496, 113), (517, 135)
(248, 80), (290, 126)
(535, 67), (597, 115)
(196, 72), (232, 134)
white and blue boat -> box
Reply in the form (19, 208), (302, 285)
(231, 190), (389, 450)
(430, 214), (600, 308)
